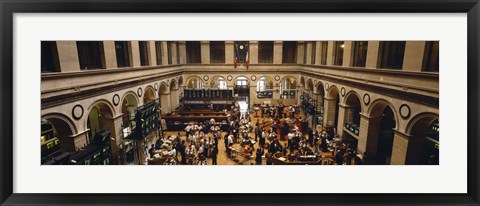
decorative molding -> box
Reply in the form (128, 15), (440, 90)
(41, 71), (183, 109)
(203, 75), (209, 81)
(325, 83), (329, 90)
(154, 83), (158, 91)
(399, 104), (411, 119)
(137, 87), (143, 97)
(341, 87), (346, 97)
(112, 94), (120, 106)
(251, 75), (257, 81)
(71, 105), (84, 120)
(227, 75), (233, 81)
(274, 75), (281, 81)
(363, 94), (371, 105)
(301, 71), (438, 107)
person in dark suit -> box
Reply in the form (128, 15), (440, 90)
(179, 140), (186, 165)
(211, 146), (218, 165)
(335, 150), (344, 165)
(148, 144), (155, 158)
(308, 128), (314, 146)
(255, 148), (263, 165)
(224, 134), (229, 152)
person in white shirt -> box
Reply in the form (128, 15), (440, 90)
(228, 134), (234, 146)
(198, 145), (204, 157)
(268, 130), (276, 140)
(188, 144), (196, 155)
(185, 125), (192, 138)
(169, 148), (177, 158)
(192, 134), (198, 143)
(288, 132), (295, 140)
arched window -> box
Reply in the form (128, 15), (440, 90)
(256, 77), (273, 98)
(210, 77), (227, 89)
(280, 77), (297, 99)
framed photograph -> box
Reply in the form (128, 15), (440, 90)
(1, 0), (480, 206)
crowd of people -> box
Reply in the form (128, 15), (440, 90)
(146, 102), (363, 165)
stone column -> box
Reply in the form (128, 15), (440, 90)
(326, 41), (335, 66)
(170, 89), (179, 112)
(162, 42), (169, 65)
(56, 41), (80, 72)
(296, 41), (305, 64)
(111, 114), (125, 164)
(171, 42), (178, 64)
(273, 85), (280, 100)
(129, 41), (141, 67)
(160, 93), (172, 113)
(358, 114), (382, 157)
(314, 41), (322, 65)
(249, 41), (259, 64)
(225, 41), (234, 65)
(147, 41), (157, 66)
(342, 41), (354, 67)
(102, 41), (117, 69)
(336, 104), (349, 139)
(273, 41), (283, 64)
(297, 85), (305, 105)
(323, 97), (337, 127)
(249, 85), (258, 104)
(200, 41), (210, 64)
(390, 130), (411, 165)
(365, 41), (381, 68)
(178, 41), (187, 64)
(313, 92), (324, 113)
(403, 41), (426, 72)
(306, 42), (313, 64)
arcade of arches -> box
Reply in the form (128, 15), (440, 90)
(41, 40), (439, 165)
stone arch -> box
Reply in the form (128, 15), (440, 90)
(234, 76), (250, 97)
(280, 76), (297, 99)
(256, 76), (274, 91)
(209, 75), (227, 89)
(159, 82), (169, 95)
(185, 76), (204, 89)
(234, 75), (250, 84)
(339, 90), (363, 139)
(405, 112), (439, 135)
(403, 112), (439, 165)
(367, 98), (399, 125)
(41, 113), (78, 136)
(86, 99), (117, 119)
(143, 86), (156, 104)
(343, 91), (362, 106)
(85, 99), (116, 148)
(170, 78), (178, 91)
(280, 75), (297, 84)
(365, 98), (398, 165)
(42, 113), (79, 152)
(178, 76), (184, 87)
(326, 85), (340, 99)
(120, 92), (139, 123)
(120, 91), (139, 109)
(306, 79), (314, 92)
(299, 76), (305, 87)
(315, 81), (325, 95)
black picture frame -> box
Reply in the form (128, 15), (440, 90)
(1, 0), (479, 205)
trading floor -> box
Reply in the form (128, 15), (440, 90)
(40, 41), (439, 165)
